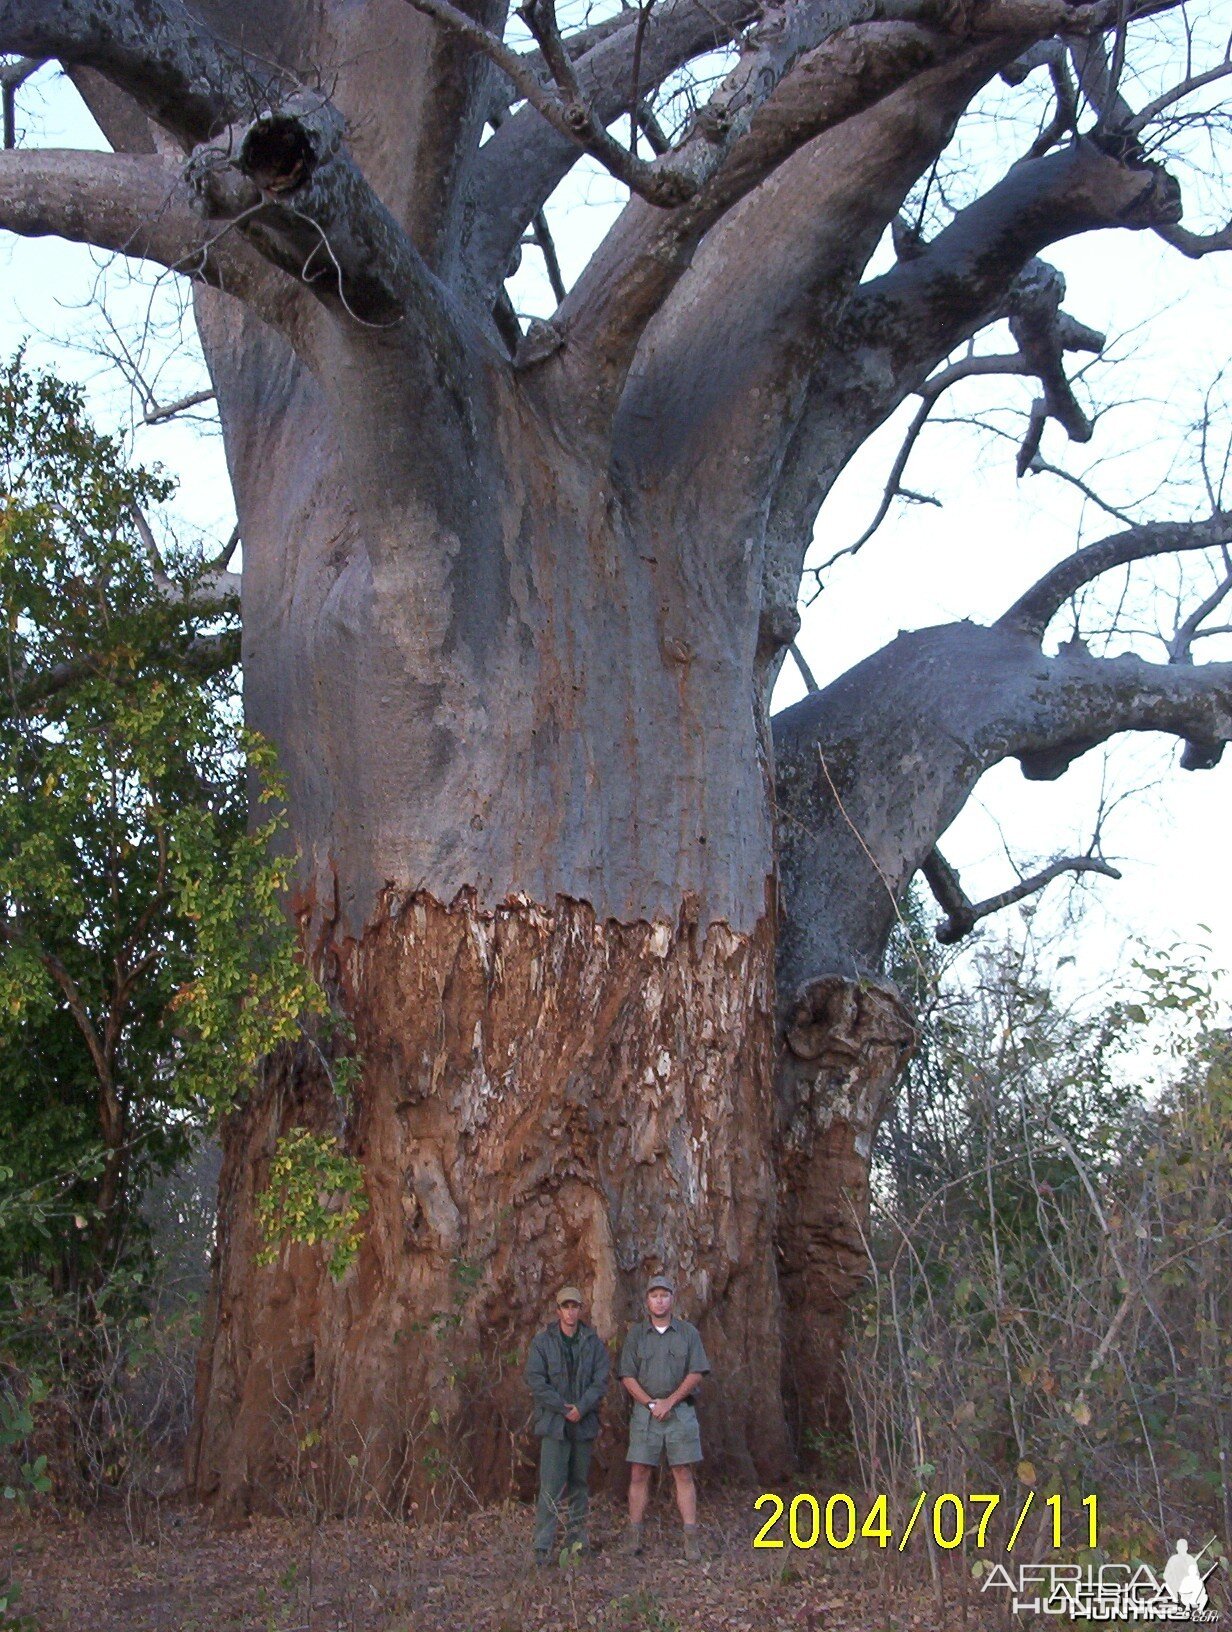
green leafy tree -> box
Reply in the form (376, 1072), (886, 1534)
(0, 360), (320, 1288)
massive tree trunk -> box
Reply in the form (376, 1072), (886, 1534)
(6, 0), (1230, 1524)
(184, 305), (796, 1509)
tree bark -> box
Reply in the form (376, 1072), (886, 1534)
(188, 890), (791, 1512)
(185, 323), (795, 1511)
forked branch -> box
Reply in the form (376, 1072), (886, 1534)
(921, 846), (1121, 944)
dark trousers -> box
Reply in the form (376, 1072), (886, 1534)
(533, 1435), (593, 1555)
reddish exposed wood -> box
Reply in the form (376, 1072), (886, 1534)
(776, 976), (916, 1443)
(189, 890), (792, 1514)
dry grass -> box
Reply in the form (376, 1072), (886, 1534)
(6, 1485), (989, 1632)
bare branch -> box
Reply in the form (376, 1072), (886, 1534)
(790, 642), (821, 693)
(1168, 567), (1232, 664)
(467, 0), (759, 292)
(816, 351), (1030, 576)
(1156, 218), (1232, 258)
(208, 524), (241, 578)
(529, 209), (566, 306)
(143, 387), (216, 425)
(1026, 49), (1079, 158)
(1, 53), (42, 149)
(1128, 54), (1232, 136)
(922, 845), (1121, 944)
(999, 513), (1232, 639)
(405, 0), (682, 205)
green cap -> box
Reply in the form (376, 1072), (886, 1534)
(557, 1285), (584, 1306)
(646, 1275), (675, 1295)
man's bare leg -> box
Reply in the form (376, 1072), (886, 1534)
(670, 1464), (697, 1526)
(628, 1462), (653, 1524)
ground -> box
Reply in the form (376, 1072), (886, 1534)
(6, 1488), (989, 1631)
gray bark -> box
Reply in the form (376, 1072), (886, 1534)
(774, 621), (1232, 992)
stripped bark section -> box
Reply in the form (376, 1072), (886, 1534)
(189, 890), (790, 1514)
(776, 976), (916, 1443)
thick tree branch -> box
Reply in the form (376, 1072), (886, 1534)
(842, 138), (1180, 385)
(999, 513), (1232, 639)
(921, 845), (1121, 943)
(774, 617), (1232, 987)
(760, 138), (1184, 664)
(1, 5), (441, 332)
(0, 0), (285, 150)
(0, 147), (287, 315)
(560, 29), (996, 435)
(143, 388), (216, 425)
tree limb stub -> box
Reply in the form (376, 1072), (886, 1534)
(189, 94), (439, 329)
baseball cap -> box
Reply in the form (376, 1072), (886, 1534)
(646, 1275), (675, 1294)
(556, 1285), (584, 1306)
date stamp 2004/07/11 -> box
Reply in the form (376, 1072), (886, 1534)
(752, 1490), (1099, 1552)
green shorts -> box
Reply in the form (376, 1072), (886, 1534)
(625, 1401), (703, 1466)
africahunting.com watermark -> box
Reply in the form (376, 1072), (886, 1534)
(979, 1539), (1220, 1621)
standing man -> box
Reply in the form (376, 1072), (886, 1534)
(524, 1284), (610, 1566)
(619, 1275), (710, 1562)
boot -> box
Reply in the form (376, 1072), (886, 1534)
(623, 1522), (645, 1557)
(683, 1525), (703, 1563)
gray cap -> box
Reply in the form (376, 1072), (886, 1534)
(556, 1285), (584, 1306)
(646, 1275), (675, 1295)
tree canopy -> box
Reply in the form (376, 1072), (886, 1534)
(0, 360), (317, 1286)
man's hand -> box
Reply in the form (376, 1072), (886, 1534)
(650, 1400), (673, 1421)
(564, 1405), (582, 1423)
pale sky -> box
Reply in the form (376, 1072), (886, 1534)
(3, 56), (1229, 1027)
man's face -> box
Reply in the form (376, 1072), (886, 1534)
(646, 1287), (674, 1323)
(557, 1299), (582, 1334)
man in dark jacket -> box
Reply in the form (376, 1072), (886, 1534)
(524, 1284), (610, 1564)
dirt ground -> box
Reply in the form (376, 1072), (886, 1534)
(4, 1488), (989, 1632)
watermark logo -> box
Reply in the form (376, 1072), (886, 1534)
(981, 1537), (1221, 1621)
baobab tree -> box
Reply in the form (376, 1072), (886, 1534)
(2, 0), (1230, 1515)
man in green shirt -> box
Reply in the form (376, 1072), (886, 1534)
(618, 1276), (711, 1562)
(524, 1284), (610, 1566)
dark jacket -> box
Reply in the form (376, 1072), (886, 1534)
(524, 1320), (610, 1441)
